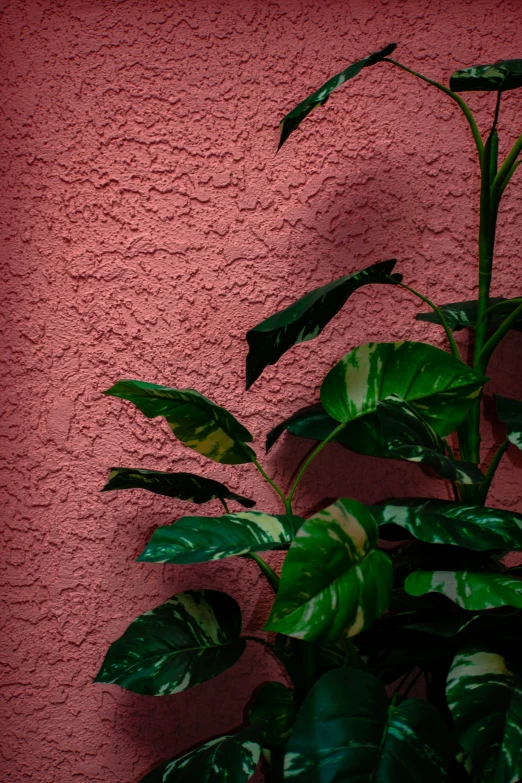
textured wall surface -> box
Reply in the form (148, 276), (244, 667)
(1, 0), (521, 780)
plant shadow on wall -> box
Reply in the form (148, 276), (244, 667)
(94, 44), (522, 783)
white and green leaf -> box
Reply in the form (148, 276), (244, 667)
(94, 590), (245, 695)
(450, 59), (522, 92)
(104, 380), (255, 464)
(264, 499), (392, 643)
(405, 571), (522, 611)
(138, 512), (303, 564)
(447, 649), (522, 782)
(495, 395), (522, 451)
(320, 341), (487, 437)
(416, 298), (522, 333)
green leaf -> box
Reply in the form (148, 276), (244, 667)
(450, 59), (522, 92)
(264, 499), (392, 643)
(104, 380), (255, 465)
(284, 668), (458, 781)
(416, 297), (522, 333)
(102, 467), (255, 508)
(447, 649), (522, 782)
(137, 511), (303, 564)
(141, 724), (264, 782)
(245, 259), (401, 389)
(278, 43), (396, 149)
(405, 571), (522, 611)
(94, 590), (245, 695)
(372, 499), (522, 551)
(320, 341), (487, 437)
(248, 682), (294, 749)
(495, 394), (522, 451)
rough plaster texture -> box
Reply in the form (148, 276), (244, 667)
(1, 0), (521, 780)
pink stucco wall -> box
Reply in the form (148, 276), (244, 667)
(1, 0), (521, 780)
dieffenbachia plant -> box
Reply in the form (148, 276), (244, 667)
(95, 44), (522, 782)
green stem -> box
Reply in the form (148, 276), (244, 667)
(393, 280), (461, 360)
(383, 58), (484, 161)
(287, 421), (348, 506)
(478, 439), (510, 505)
(219, 498), (230, 514)
(477, 302), (522, 374)
(242, 635), (274, 653)
(244, 552), (280, 591)
(480, 297), (522, 322)
(492, 133), (522, 197)
(254, 459), (292, 514)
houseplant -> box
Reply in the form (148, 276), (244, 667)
(95, 44), (522, 782)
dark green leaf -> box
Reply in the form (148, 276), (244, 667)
(278, 43), (396, 148)
(264, 499), (392, 643)
(102, 467), (255, 508)
(321, 341), (487, 437)
(94, 590), (245, 695)
(447, 648), (522, 782)
(246, 259), (401, 389)
(416, 298), (522, 333)
(284, 668), (458, 781)
(372, 499), (522, 551)
(495, 394), (522, 451)
(405, 571), (522, 611)
(450, 59), (522, 92)
(248, 682), (294, 749)
(137, 511), (303, 564)
(104, 380), (255, 464)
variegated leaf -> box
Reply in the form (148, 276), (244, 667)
(264, 499), (392, 643)
(416, 297), (522, 333)
(320, 341), (487, 436)
(104, 380), (255, 464)
(137, 511), (303, 564)
(140, 724), (264, 782)
(405, 571), (522, 611)
(284, 668), (457, 782)
(450, 59), (522, 92)
(245, 259), (401, 388)
(373, 499), (522, 551)
(447, 649), (522, 782)
(278, 43), (396, 149)
(102, 467), (255, 508)
(495, 395), (522, 451)
(248, 682), (295, 750)
(94, 591), (245, 695)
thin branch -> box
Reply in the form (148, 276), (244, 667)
(287, 421), (348, 506)
(477, 302), (522, 373)
(244, 552), (280, 591)
(393, 280), (461, 360)
(478, 438), (510, 505)
(253, 459), (292, 514)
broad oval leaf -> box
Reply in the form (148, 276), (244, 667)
(450, 59), (522, 92)
(416, 297), (522, 333)
(278, 43), (396, 149)
(405, 571), (522, 611)
(104, 380), (255, 464)
(495, 394), (522, 451)
(245, 259), (401, 389)
(373, 499), (522, 551)
(103, 467), (255, 508)
(264, 499), (392, 643)
(248, 682), (295, 749)
(141, 724), (264, 783)
(94, 590), (245, 695)
(320, 341), (487, 436)
(284, 668), (458, 782)
(447, 649), (522, 783)
(137, 511), (303, 564)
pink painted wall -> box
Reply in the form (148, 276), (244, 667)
(1, 0), (521, 780)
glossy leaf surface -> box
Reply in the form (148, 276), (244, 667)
(495, 395), (522, 451)
(320, 341), (487, 437)
(137, 511), (302, 564)
(103, 467), (255, 507)
(248, 682), (294, 749)
(372, 499), (522, 551)
(104, 380), (255, 464)
(447, 649), (522, 783)
(245, 259), (401, 388)
(405, 571), (522, 611)
(94, 591), (245, 695)
(416, 297), (522, 333)
(450, 59), (522, 92)
(265, 499), (392, 643)
(284, 668), (456, 781)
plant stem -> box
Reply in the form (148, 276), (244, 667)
(480, 297), (522, 322)
(219, 498), (231, 514)
(491, 91), (502, 134)
(244, 552), (280, 591)
(402, 668), (424, 698)
(242, 635), (275, 653)
(476, 302), (522, 374)
(383, 58), (484, 161)
(478, 438), (510, 505)
(287, 421), (348, 506)
(492, 133), (522, 197)
(253, 458), (292, 514)
(393, 280), (461, 360)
